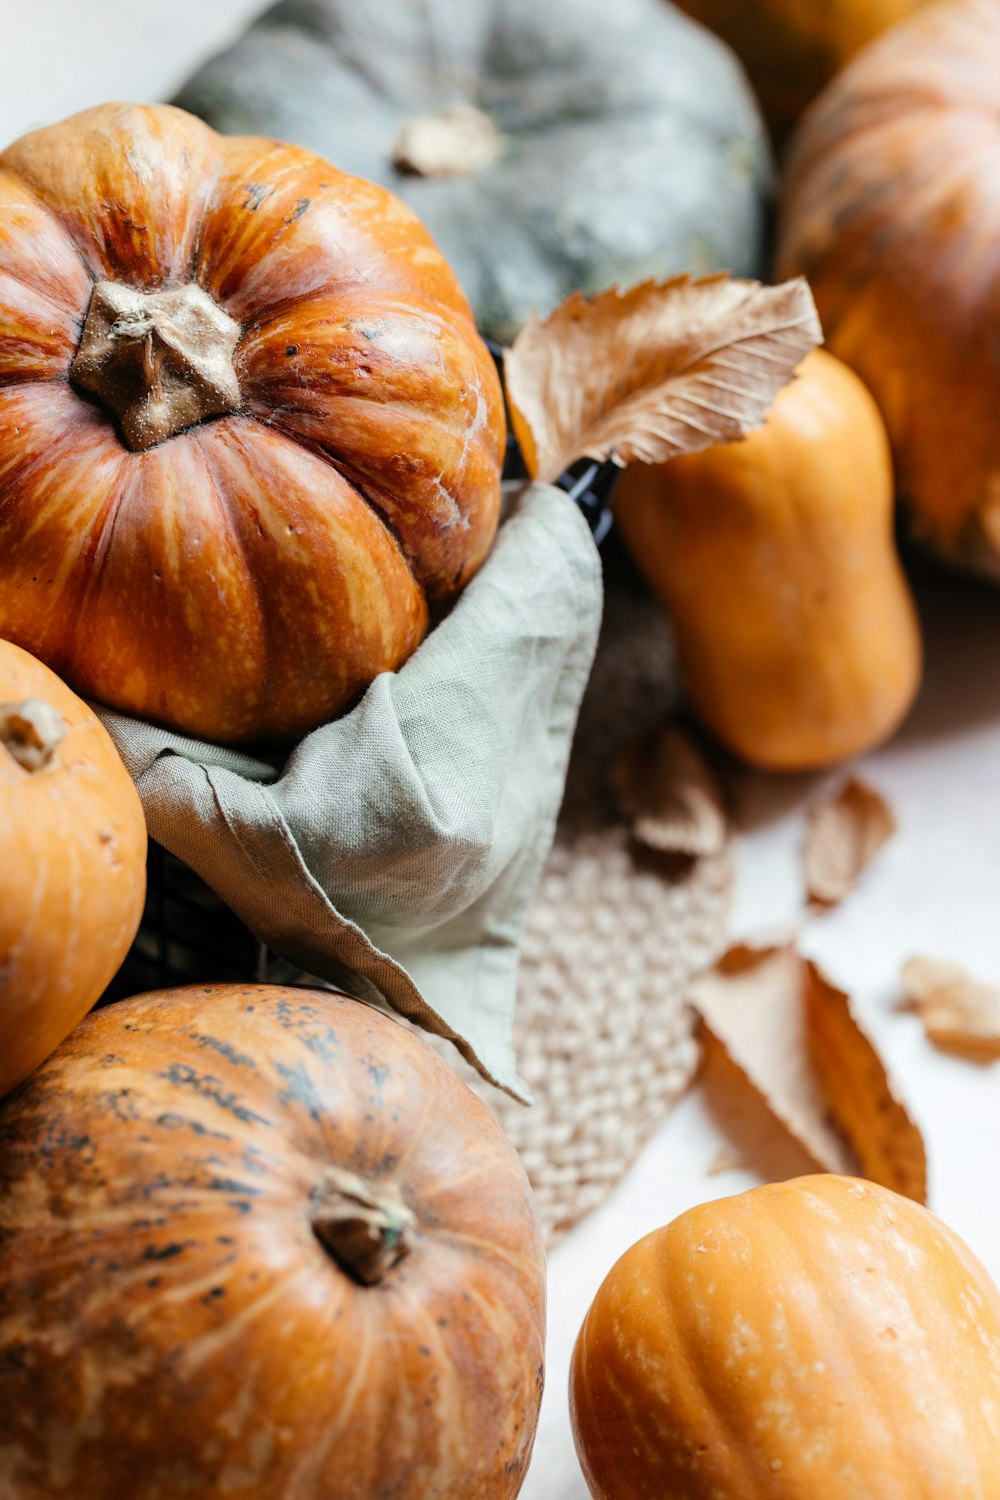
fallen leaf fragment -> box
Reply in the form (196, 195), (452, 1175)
(804, 776), (897, 908)
(804, 962), (927, 1203)
(901, 956), (1000, 1062)
(689, 942), (927, 1202)
(611, 724), (727, 858)
(690, 944), (855, 1176)
(504, 274), (822, 484)
(706, 1146), (747, 1177)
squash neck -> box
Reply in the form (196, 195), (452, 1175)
(310, 1166), (416, 1286)
(70, 280), (242, 451)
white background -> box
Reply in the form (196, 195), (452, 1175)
(3, 5), (999, 1495)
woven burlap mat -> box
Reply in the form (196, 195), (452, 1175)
(431, 543), (734, 1244)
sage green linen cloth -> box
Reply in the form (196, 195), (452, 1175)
(96, 483), (602, 1100)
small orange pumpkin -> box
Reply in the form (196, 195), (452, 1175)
(0, 983), (546, 1500)
(0, 638), (146, 1099)
(777, 0), (1000, 576)
(614, 349), (922, 770)
(675, 0), (931, 141)
(571, 1175), (1000, 1499)
(0, 102), (505, 744)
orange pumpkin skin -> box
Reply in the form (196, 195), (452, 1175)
(0, 984), (546, 1500)
(0, 103), (505, 745)
(571, 1175), (1000, 1500)
(777, 0), (1000, 576)
(0, 638), (146, 1099)
(614, 350), (922, 770)
(675, 0), (929, 141)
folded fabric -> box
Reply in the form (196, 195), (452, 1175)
(97, 482), (603, 1100)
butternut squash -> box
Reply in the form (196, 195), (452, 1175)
(614, 350), (922, 770)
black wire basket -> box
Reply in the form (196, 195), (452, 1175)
(105, 345), (620, 1002)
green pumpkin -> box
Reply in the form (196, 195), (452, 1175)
(174, 0), (772, 342)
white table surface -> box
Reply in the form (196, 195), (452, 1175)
(5, 7), (999, 1495)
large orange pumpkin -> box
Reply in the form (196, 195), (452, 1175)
(614, 350), (922, 770)
(777, 0), (1000, 577)
(571, 1175), (1000, 1498)
(0, 102), (505, 744)
(0, 638), (146, 1099)
(0, 983), (546, 1500)
(674, 0), (930, 141)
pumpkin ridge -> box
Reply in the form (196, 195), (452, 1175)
(0, 165), (98, 292)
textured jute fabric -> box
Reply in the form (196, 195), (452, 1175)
(428, 548), (734, 1242)
(97, 482), (603, 1101)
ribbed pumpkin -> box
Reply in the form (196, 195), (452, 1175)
(675, 0), (931, 141)
(777, 0), (1000, 577)
(571, 1176), (1000, 1499)
(173, 0), (772, 343)
(0, 101), (504, 744)
(0, 638), (145, 1100)
(614, 350), (922, 770)
(0, 984), (546, 1500)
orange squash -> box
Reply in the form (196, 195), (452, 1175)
(778, 0), (1000, 577)
(0, 102), (504, 744)
(571, 1175), (1000, 1499)
(675, 0), (931, 141)
(614, 349), (922, 770)
(0, 638), (145, 1099)
(0, 983), (546, 1500)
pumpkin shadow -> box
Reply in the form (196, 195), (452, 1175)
(891, 553), (1000, 751)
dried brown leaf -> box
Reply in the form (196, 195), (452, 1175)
(690, 942), (927, 1202)
(804, 776), (897, 908)
(804, 963), (927, 1203)
(611, 724), (727, 857)
(901, 956), (1000, 1062)
(690, 944), (855, 1175)
(504, 274), (822, 484)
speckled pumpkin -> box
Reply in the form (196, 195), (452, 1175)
(675, 0), (931, 141)
(0, 984), (546, 1500)
(0, 101), (504, 744)
(777, 0), (1000, 578)
(173, 0), (773, 343)
(571, 1175), (1000, 1499)
(0, 638), (146, 1100)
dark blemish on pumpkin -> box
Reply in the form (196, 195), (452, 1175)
(142, 1243), (187, 1262)
(436, 1316), (448, 1328)
(156, 1113), (228, 1141)
(227, 1200), (255, 1215)
(419, 1346), (432, 1357)
(147, 1277), (162, 1290)
(202, 1287), (226, 1304)
(217, 1235), (236, 1246)
(286, 198), (310, 223)
(367, 1062), (390, 1087)
(102, 1054), (125, 1066)
(286, 345), (298, 357)
(193, 1034), (257, 1070)
(274, 1059), (323, 1117)
(206, 1177), (261, 1198)
(383, 1154), (399, 1171)
(243, 183), (269, 212)
(158, 1064), (272, 1128)
(354, 323), (387, 342)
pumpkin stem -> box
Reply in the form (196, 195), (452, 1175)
(0, 699), (68, 771)
(391, 103), (501, 178)
(310, 1166), (417, 1286)
(70, 280), (242, 451)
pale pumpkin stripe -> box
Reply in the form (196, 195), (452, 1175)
(0, 103), (224, 286)
(197, 134), (475, 324)
(0, 168), (93, 312)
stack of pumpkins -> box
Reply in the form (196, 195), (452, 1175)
(4, 0), (1000, 1492)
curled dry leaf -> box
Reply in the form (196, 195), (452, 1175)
(804, 775), (897, 909)
(611, 724), (727, 858)
(504, 274), (822, 485)
(689, 942), (927, 1202)
(901, 956), (1000, 1062)
(804, 962), (927, 1204)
